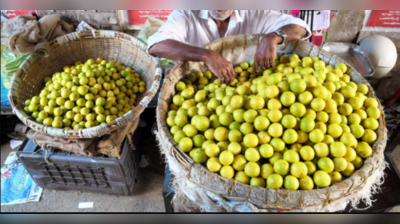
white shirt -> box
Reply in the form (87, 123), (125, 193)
(147, 10), (312, 51)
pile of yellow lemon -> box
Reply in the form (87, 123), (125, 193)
(167, 54), (380, 190)
(23, 58), (146, 130)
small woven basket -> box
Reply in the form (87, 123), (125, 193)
(156, 34), (387, 212)
(8, 30), (161, 139)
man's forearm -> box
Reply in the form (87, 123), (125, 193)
(148, 39), (211, 62)
(268, 24), (308, 43)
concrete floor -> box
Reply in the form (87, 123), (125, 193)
(0, 130), (167, 212)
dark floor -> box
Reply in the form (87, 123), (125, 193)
(1, 109), (167, 212)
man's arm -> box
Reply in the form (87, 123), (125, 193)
(254, 24), (307, 73)
(149, 40), (235, 84)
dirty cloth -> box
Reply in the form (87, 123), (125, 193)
(27, 118), (140, 158)
(8, 14), (74, 57)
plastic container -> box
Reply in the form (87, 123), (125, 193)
(17, 137), (141, 195)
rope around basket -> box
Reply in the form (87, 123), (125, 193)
(156, 36), (388, 212)
(8, 30), (162, 139)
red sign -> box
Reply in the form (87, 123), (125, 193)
(366, 10), (400, 28)
(128, 10), (173, 25)
(5, 10), (36, 19)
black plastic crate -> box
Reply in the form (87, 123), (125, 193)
(17, 137), (140, 195)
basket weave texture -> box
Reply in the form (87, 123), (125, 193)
(156, 34), (387, 212)
(8, 30), (161, 139)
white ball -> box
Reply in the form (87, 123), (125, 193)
(360, 35), (397, 78)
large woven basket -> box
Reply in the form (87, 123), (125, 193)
(156, 34), (387, 212)
(8, 30), (161, 139)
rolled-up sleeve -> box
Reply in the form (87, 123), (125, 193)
(147, 10), (189, 53)
(260, 11), (312, 40)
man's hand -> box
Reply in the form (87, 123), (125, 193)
(205, 50), (235, 85)
(253, 33), (282, 73)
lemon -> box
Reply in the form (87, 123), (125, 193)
(280, 91), (296, 107)
(243, 109), (258, 123)
(366, 107), (381, 119)
(350, 124), (365, 138)
(281, 115), (297, 129)
(327, 123), (343, 138)
(269, 152), (283, 165)
(300, 117), (315, 133)
(268, 123), (283, 138)
(268, 109), (282, 123)
(329, 112), (342, 124)
(362, 129), (377, 144)
(267, 73), (283, 85)
(219, 151), (234, 165)
(192, 148), (208, 163)
(267, 174), (283, 189)
(228, 142), (242, 155)
(364, 97), (378, 108)
(258, 144), (274, 159)
(245, 148), (261, 162)
(348, 97), (363, 110)
(220, 166), (235, 179)
(329, 171), (343, 183)
(299, 176), (314, 190)
(290, 79), (307, 93)
(313, 170), (331, 187)
(356, 141), (372, 158)
(340, 132), (356, 147)
(243, 133), (259, 148)
(283, 150), (300, 164)
(341, 163), (355, 177)
(290, 103), (306, 117)
(309, 129), (324, 143)
(333, 157), (348, 172)
(205, 143), (220, 157)
(253, 116), (270, 132)
(232, 154), (247, 171)
(282, 129), (298, 144)
(283, 175), (299, 190)
(351, 156), (363, 169)
(179, 137), (193, 152)
(228, 129), (243, 142)
(348, 113), (361, 125)
(311, 98), (326, 111)
(233, 109), (245, 122)
(265, 85), (280, 98)
(234, 171), (250, 184)
(240, 122), (253, 135)
(245, 162), (261, 177)
(341, 86), (356, 98)
(357, 83), (369, 95)
(313, 86), (329, 99)
(290, 162), (308, 178)
(273, 159), (290, 175)
(260, 164), (274, 179)
(330, 142), (347, 158)
(363, 118), (379, 130)
(267, 98), (282, 110)
(296, 130), (308, 143)
(298, 91), (313, 105)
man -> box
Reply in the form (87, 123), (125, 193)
(148, 10), (311, 84)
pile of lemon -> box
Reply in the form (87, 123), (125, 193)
(167, 54), (380, 190)
(23, 58), (146, 130)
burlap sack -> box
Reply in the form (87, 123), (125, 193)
(27, 116), (140, 159)
(1, 15), (37, 47)
(156, 34), (388, 212)
(8, 14), (74, 57)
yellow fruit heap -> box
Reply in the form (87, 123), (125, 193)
(167, 55), (380, 190)
(23, 58), (146, 130)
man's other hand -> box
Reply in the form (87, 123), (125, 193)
(253, 33), (282, 73)
(205, 51), (235, 85)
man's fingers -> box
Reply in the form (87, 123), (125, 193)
(229, 67), (235, 84)
(254, 57), (259, 74)
(269, 57), (274, 69)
